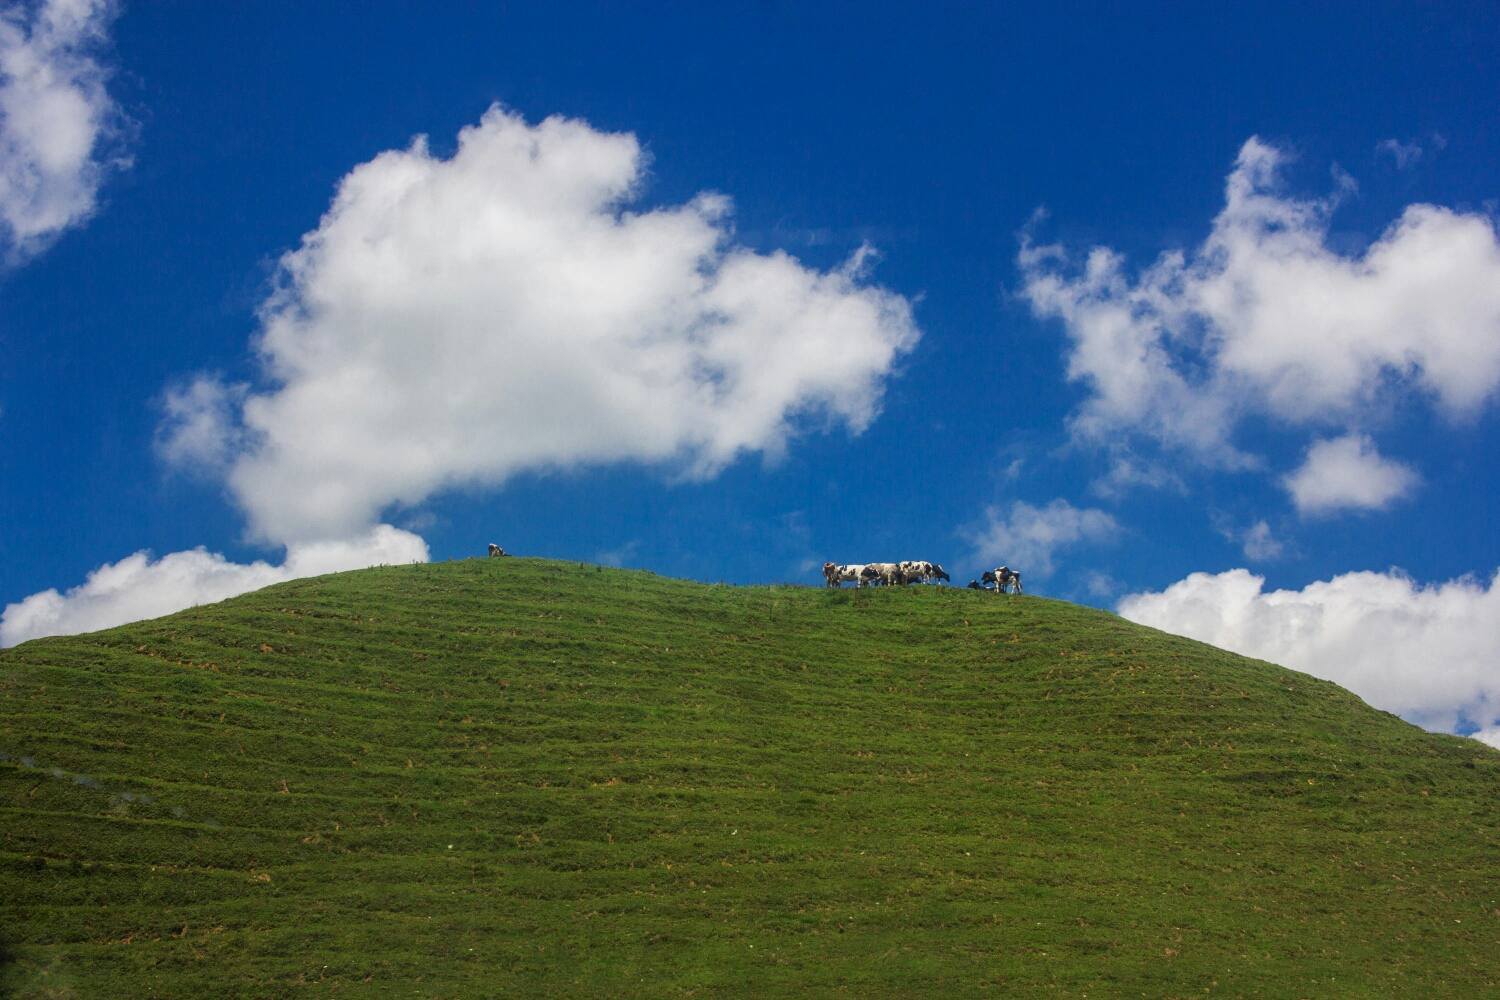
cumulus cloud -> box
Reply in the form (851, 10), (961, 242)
(1020, 136), (1500, 477)
(19, 105), (912, 641)
(1282, 433), (1420, 514)
(1118, 567), (1500, 734)
(0, 0), (127, 260)
(160, 105), (919, 544)
(967, 498), (1117, 577)
(1473, 727), (1500, 751)
(0, 525), (427, 646)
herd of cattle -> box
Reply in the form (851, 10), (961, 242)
(489, 542), (1022, 594)
(822, 561), (1023, 594)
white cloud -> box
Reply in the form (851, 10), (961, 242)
(36, 105), (912, 641)
(161, 105), (919, 545)
(155, 376), (245, 472)
(1084, 570), (1119, 597)
(595, 540), (639, 568)
(1090, 452), (1186, 497)
(1118, 567), (1500, 734)
(0, 525), (427, 646)
(1240, 520), (1283, 561)
(1211, 515), (1285, 561)
(1021, 136), (1500, 472)
(1282, 433), (1420, 514)
(967, 498), (1117, 577)
(1376, 138), (1423, 170)
(0, 0), (127, 260)
(1473, 726), (1500, 751)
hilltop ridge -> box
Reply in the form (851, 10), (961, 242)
(2, 558), (1498, 998)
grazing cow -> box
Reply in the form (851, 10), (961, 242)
(488, 543), (507, 558)
(897, 560), (951, 584)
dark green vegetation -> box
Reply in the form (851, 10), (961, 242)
(2, 559), (1499, 999)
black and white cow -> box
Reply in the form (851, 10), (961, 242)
(896, 561), (952, 584)
(488, 543), (508, 558)
(825, 563), (870, 587)
(862, 562), (906, 586)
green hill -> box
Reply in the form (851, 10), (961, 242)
(2, 558), (1498, 998)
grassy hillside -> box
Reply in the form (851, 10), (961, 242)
(2, 558), (1498, 999)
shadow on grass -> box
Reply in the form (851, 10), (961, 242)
(0, 931), (15, 1000)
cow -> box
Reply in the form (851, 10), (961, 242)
(966, 579), (983, 590)
(863, 562), (906, 586)
(488, 543), (507, 558)
(825, 563), (870, 587)
(991, 566), (1022, 594)
(897, 560), (950, 584)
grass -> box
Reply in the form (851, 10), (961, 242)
(2, 556), (1498, 998)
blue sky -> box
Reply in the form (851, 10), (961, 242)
(2, 1), (1499, 739)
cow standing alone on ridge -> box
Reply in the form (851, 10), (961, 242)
(488, 544), (508, 558)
